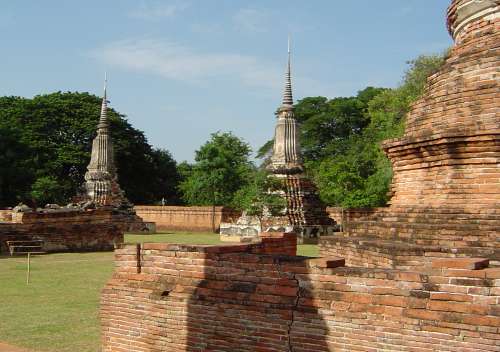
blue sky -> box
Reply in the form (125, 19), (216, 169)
(0, 0), (452, 162)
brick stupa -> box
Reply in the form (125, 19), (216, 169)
(321, 0), (500, 267)
(263, 41), (336, 243)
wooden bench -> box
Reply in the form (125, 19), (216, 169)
(6, 240), (45, 256)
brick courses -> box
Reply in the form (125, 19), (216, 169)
(0, 209), (125, 254)
(134, 206), (240, 233)
(101, 1), (499, 350)
(101, 234), (500, 351)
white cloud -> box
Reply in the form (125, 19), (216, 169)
(232, 8), (269, 33)
(128, 2), (188, 21)
(89, 38), (282, 90)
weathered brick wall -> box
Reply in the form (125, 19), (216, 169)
(134, 206), (241, 233)
(0, 222), (122, 253)
(0, 209), (129, 253)
(320, 234), (499, 270)
(319, 207), (500, 268)
(101, 235), (500, 352)
(382, 0), (499, 210)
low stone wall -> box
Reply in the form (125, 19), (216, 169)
(101, 234), (500, 351)
(134, 206), (241, 233)
(0, 222), (122, 253)
(0, 208), (135, 254)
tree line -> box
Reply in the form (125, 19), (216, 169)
(0, 53), (445, 209)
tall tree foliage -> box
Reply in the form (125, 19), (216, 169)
(313, 54), (446, 207)
(0, 92), (181, 207)
(231, 170), (286, 224)
(179, 132), (253, 206)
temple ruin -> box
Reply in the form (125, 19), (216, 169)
(82, 76), (131, 209)
(0, 78), (151, 255)
(320, 0), (500, 266)
(220, 42), (336, 243)
(101, 1), (499, 351)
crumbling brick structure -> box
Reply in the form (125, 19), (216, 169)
(101, 233), (500, 351)
(320, 0), (500, 265)
(0, 208), (124, 254)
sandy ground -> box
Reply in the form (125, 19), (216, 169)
(0, 343), (30, 352)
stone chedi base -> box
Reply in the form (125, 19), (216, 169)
(219, 213), (262, 242)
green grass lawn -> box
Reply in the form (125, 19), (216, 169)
(0, 232), (317, 351)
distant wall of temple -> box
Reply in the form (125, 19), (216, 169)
(101, 233), (500, 352)
(134, 206), (241, 233)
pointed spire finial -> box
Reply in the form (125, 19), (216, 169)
(104, 72), (107, 98)
(98, 72), (109, 128)
(282, 36), (293, 107)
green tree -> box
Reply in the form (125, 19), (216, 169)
(179, 132), (253, 206)
(0, 92), (181, 207)
(30, 176), (67, 206)
(0, 126), (34, 206)
(231, 170), (286, 225)
(312, 53), (446, 207)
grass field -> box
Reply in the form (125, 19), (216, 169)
(0, 232), (318, 351)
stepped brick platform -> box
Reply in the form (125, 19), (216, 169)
(101, 233), (500, 352)
(0, 209), (125, 254)
(320, 235), (499, 270)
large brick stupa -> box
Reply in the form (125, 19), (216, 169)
(322, 0), (500, 266)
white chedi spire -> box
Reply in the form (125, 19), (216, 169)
(98, 72), (108, 129)
(268, 37), (303, 175)
(282, 36), (293, 107)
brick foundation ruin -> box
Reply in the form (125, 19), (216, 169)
(101, 233), (500, 351)
(0, 208), (127, 254)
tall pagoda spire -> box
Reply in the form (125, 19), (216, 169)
(83, 74), (129, 208)
(98, 72), (108, 129)
(282, 36), (293, 107)
(264, 38), (336, 242)
(268, 37), (302, 174)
